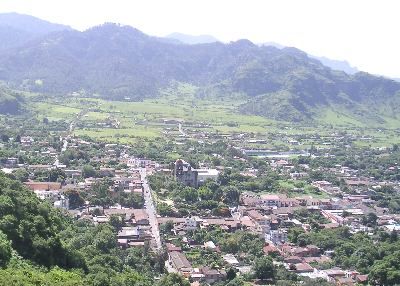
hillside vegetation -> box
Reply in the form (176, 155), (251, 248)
(0, 18), (399, 124)
(0, 172), (164, 285)
(0, 86), (23, 114)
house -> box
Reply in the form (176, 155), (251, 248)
(99, 167), (116, 177)
(290, 172), (308, 180)
(166, 243), (182, 252)
(260, 194), (281, 207)
(114, 177), (142, 192)
(284, 256), (303, 264)
(169, 251), (193, 276)
(27, 164), (52, 171)
(201, 267), (226, 283)
(64, 169), (82, 178)
(93, 216), (109, 224)
(303, 256), (332, 264)
(240, 216), (257, 230)
(204, 241), (217, 251)
(118, 227), (140, 240)
(290, 245), (320, 257)
(294, 263), (314, 273)
(104, 208), (136, 222)
(20, 136), (34, 146)
(184, 217), (199, 230)
(132, 209), (149, 225)
(266, 229), (288, 245)
(324, 268), (346, 282)
(5, 157), (18, 167)
(241, 196), (261, 207)
(336, 277), (355, 286)
(356, 275), (368, 284)
(25, 182), (62, 192)
(117, 226), (150, 248)
(223, 254), (239, 266)
(247, 209), (269, 228)
(263, 244), (280, 256)
(201, 218), (240, 231)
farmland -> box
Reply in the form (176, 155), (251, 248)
(20, 83), (400, 148)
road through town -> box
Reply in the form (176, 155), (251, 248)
(140, 168), (162, 250)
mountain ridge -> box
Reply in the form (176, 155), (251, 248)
(0, 21), (399, 123)
(0, 12), (73, 52)
(166, 32), (220, 45)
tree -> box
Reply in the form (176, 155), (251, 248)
(158, 203), (175, 217)
(157, 273), (190, 286)
(48, 168), (66, 182)
(82, 165), (96, 178)
(15, 134), (21, 143)
(226, 267), (237, 281)
(222, 186), (240, 205)
(0, 230), (12, 267)
(65, 189), (85, 209)
(160, 220), (174, 234)
(253, 256), (275, 281)
(93, 226), (117, 253)
(226, 277), (244, 286)
(109, 215), (125, 231)
(361, 212), (378, 227)
(12, 168), (29, 182)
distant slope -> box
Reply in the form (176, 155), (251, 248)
(0, 86), (23, 114)
(166, 32), (219, 44)
(260, 42), (358, 75)
(0, 13), (72, 51)
(309, 55), (359, 75)
(0, 22), (399, 124)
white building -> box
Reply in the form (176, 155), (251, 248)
(194, 169), (219, 185)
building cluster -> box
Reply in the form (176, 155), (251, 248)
(173, 159), (219, 188)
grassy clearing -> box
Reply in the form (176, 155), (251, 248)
(25, 83), (400, 146)
(33, 102), (81, 121)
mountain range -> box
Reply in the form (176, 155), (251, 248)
(166, 32), (219, 45)
(259, 42), (359, 75)
(0, 13), (72, 52)
(0, 13), (399, 123)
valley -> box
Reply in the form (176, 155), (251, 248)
(1, 10), (400, 286)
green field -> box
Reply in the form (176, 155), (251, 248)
(22, 83), (400, 146)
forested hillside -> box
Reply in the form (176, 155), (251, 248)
(0, 86), (23, 114)
(0, 172), (165, 285)
(0, 22), (399, 123)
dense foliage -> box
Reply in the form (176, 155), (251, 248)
(0, 172), (161, 285)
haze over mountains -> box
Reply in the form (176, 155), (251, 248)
(166, 32), (219, 45)
(0, 13), (399, 123)
(0, 12), (72, 52)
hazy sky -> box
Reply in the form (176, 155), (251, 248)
(1, 0), (400, 78)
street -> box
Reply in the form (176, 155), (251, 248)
(140, 167), (162, 250)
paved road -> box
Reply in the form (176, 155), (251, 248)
(54, 120), (74, 166)
(140, 168), (162, 250)
(178, 123), (187, 136)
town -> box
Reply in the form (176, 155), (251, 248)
(1, 114), (399, 286)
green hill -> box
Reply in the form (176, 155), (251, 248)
(0, 22), (399, 124)
(0, 86), (23, 114)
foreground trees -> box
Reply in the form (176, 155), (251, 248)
(253, 256), (275, 281)
(0, 173), (162, 285)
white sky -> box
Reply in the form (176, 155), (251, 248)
(1, 0), (400, 78)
